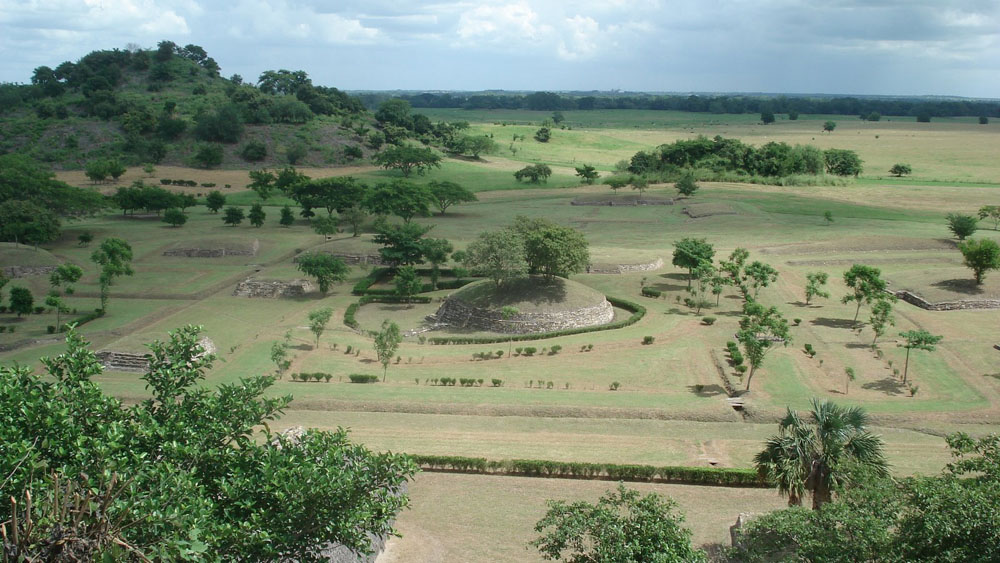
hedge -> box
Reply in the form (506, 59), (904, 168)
(352, 267), (477, 296)
(343, 294), (433, 330)
(348, 374), (379, 384)
(641, 287), (661, 298)
(409, 454), (764, 487)
(426, 296), (646, 345)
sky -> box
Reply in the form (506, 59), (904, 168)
(1, 0), (998, 98)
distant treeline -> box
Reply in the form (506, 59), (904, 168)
(359, 91), (999, 119)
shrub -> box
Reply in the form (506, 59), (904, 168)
(491, 378), (504, 387)
(642, 336), (655, 345)
(192, 144), (224, 168)
(34, 306), (46, 315)
(496, 350), (504, 358)
(587, 344), (593, 351)
(702, 316), (716, 325)
(240, 140), (267, 162)
(515, 347), (523, 355)
(730, 352), (744, 366)
(546, 381), (554, 389)
(793, 318), (802, 326)
(549, 345), (562, 355)
(735, 365), (747, 375)
(609, 381), (621, 391)
(523, 347), (537, 356)
(641, 287), (662, 298)
(348, 374), (379, 384)
(160, 178), (172, 185)
(46, 325), (56, 334)
(0, 326), (6, 333)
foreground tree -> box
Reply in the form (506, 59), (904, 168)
(372, 145), (441, 177)
(464, 229), (528, 289)
(946, 212), (978, 240)
(295, 253), (349, 293)
(842, 264), (887, 326)
(755, 399), (889, 510)
(531, 484), (705, 562)
(373, 222), (431, 266)
(672, 238), (715, 288)
(428, 180), (477, 215)
(374, 319), (402, 382)
(0, 327), (416, 560)
(978, 205), (1000, 230)
(958, 238), (1000, 284)
(898, 330), (942, 384)
(737, 301), (791, 391)
(804, 271), (830, 305)
(90, 237), (133, 312)
(307, 307), (333, 348)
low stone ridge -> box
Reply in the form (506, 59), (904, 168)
(571, 196), (673, 206)
(97, 338), (215, 372)
(163, 239), (259, 257)
(891, 289), (1000, 311)
(2, 265), (58, 278)
(233, 278), (315, 298)
(433, 295), (614, 334)
(587, 258), (663, 274)
(293, 252), (389, 266)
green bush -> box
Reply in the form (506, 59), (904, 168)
(491, 379), (504, 387)
(642, 336), (655, 345)
(702, 316), (716, 325)
(549, 345), (562, 355)
(240, 141), (267, 161)
(348, 374), (379, 384)
(609, 381), (621, 391)
(641, 287), (661, 298)
(523, 347), (537, 356)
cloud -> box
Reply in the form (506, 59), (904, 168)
(224, 0), (379, 44)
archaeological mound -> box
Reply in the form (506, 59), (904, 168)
(433, 276), (614, 334)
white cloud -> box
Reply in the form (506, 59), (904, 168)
(456, 2), (551, 44)
(225, 0), (379, 44)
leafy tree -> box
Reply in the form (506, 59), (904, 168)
(192, 144), (224, 168)
(248, 168), (279, 200)
(534, 127), (551, 142)
(374, 319), (402, 382)
(84, 159), (110, 183)
(978, 205), (1000, 230)
(737, 301), (791, 391)
(163, 207), (187, 227)
(946, 212), (978, 240)
(374, 98), (412, 128)
(675, 172), (699, 197)
(898, 330), (942, 384)
(754, 399), (888, 509)
(286, 142), (308, 165)
(0, 200), (61, 248)
(363, 180), (433, 223)
(90, 237), (133, 312)
(743, 261), (779, 300)
(606, 175), (629, 193)
(341, 206), (367, 237)
(270, 331), (292, 376)
(842, 264), (887, 325)
(761, 111), (776, 124)
(823, 149), (863, 176)
(869, 296), (896, 346)
(823, 210), (834, 225)
(428, 180), (477, 215)
(513, 164), (553, 183)
(240, 140), (267, 162)
(889, 163), (912, 177)
(307, 307), (333, 348)
(372, 145), (441, 177)
(287, 175), (359, 218)
(248, 203), (266, 227)
(373, 222), (431, 266)
(804, 271), (830, 305)
(629, 175), (649, 196)
(279, 205), (295, 227)
(193, 103), (243, 143)
(205, 190), (226, 213)
(421, 238), (453, 289)
(551, 111), (565, 124)
(223, 206), (245, 227)
(295, 253), (349, 293)
(0, 326), (416, 559)
(687, 262), (716, 314)
(393, 266), (422, 302)
(48, 263), (83, 324)
(44, 291), (69, 328)
(823, 120), (836, 132)
(0, 154), (105, 216)
(720, 247), (750, 288)
(672, 238), (715, 288)
(980, 116), (990, 125)
(78, 232), (93, 246)
(9, 286), (33, 317)
(522, 224), (590, 281)
(464, 229), (528, 289)
(958, 238), (1000, 284)
(574, 164), (599, 184)
(530, 483), (706, 562)
(449, 135), (496, 158)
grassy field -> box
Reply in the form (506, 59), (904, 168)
(4, 109), (1000, 561)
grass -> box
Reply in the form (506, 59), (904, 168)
(449, 276), (607, 313)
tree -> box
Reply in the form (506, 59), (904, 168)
(672, 238), (715, 288)
(428, 180), (477, 215)
(754, 399), (888, 510)
(629, 175), (649, 197)
(743, 261), (779, 300)
(675, 172), (699, 197)
(574, 164), (599, 184)
(823, 149), (863, 176)
(449, 135), (496, 158)
(842, 264), (887, 325)
(898, 330), (942, 384)
(192, 144), (224, 168)
(374, 319), (402, 382)
(522, 224), (590, 281)
(248, 203), (266, 227)
(373, 222), (431, 266)
(372, 145), (441, 177)
(687, 262), (715, 314)
(501, 306), (519, 358)
(163, 207), (187, 227)
(720, 247), (750, 288)
(606, 176), (629, 193)
(393, 266), (422, 302)
(737, 301), (791, 391)
(869, 296), (896, 346)
(0, 154), (105, 216)
(823, 210), (834, 225)
(464, 229), (528, 289)
(84, 159), (110, 183)
(295, 253), (349, 294)
(205, 190), (226, 213)
(223, 206), (245, 227)
(421, 238), (453, 289)
(804, 272), (830, 305)
(958, 238), (1000, 285)
(980, 116), (990, 125)
(514, 164), (553, 183)
(9, 286), (33, 317)
(288, 175), (361, 217)
(270, 331), (292, 376)
(978, 205), (1000, 230)
(341, 206), (367, 237)
(889, 163), (912, 177)
(946, 212), (978, 240)
(534, 127), (551, 142)
(78, 232), (93, 246)
(363, 180), (433, 223)
(48, 264), (83, 327)
(0, 200), (61, 248)
(551, 111), (565, 124)
(90, 238), (133, 312)
(530, 483), (706, 562)
(374, 98), (412, 128)
(248, 168), (278, 200)
(0, 327), (416, 559)
(761, 111), (775, 124)
(279, 205), (295, 227)
(307, 307), (333, 348)
(823, 120), (836, 132)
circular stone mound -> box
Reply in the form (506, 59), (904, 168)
(433, 276), (614, 334)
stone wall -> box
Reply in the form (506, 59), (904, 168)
(163, 239), (259, 257)
(571, 197), (673, 206)
(891, 289), (1000, 311)
(97, 338), (215, 372)
(233, 278), (315, 298)
(587, 258), (663, 274)
(433, 297), (614, 334)
(2, 265), (58, 278)
(292, 252), (388, 266)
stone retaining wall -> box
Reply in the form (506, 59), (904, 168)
(293, 252), (388, 266)
(233, 278), (315, 298)
(163, 239), (259, 257)
(587, 258), (663, 274)
(97, 338), (215, 372)
(891, 289), (1000, 311)
(2, 265), (58, 278)
(433, 297), (614, 334)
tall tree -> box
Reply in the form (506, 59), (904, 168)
(307, 307), (333, 349)
(675, 172), (699, 197)
(868, 297), (896, 346)
(295, 253), (349, 294)
(754, 399), (889, 510)
(421, 238), (453, 289)
(90, 238), (133, 312)
(521, 224), (590, 281)
(372, 146), (441, 177)
(958, 238), (1000, 285)
(946, 212), (978, 240)
(373, 222), (431, 266)
(842, 264), (887, 325)
(737, 301), (791, 391)
(8, 286), (33, 317)
(464, 230), (528, 289)
(427, 181), (477, 215)
(672, 238), (715, 288)
(898, 330), (943, 384)
(804, 272), (830, 305)
(374, 319), (402, 382)
(363, 180), (433, 223)
(48, 264), (84, 328)
(743, 261), (779, 300)
(393, 266), (422, 303)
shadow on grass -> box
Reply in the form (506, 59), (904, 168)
(660, 272), (689, 281)
(845, 342), (875, 350)
(862, 377), (907, 396)
(931, 278), (984, 295)
(984, 373), (1000, 381)
(649, 282), (688, 293)
(688, 384), (726, 397)
(811, 317), (859, 329)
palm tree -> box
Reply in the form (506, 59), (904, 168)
(754, 399), (889, 510)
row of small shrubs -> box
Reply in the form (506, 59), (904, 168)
(408, 455), (764, 487)
(641, 287), (662, 298)
(352, 267), (475, 296)
(159, 179), (215, 187)
(0, 326), (15, 333)
(291, 372), (333, 382)
(348, 374), (378, 384)
(473, 350), (504, 360)
(428, 297), (646, 345)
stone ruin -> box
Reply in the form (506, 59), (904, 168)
(2, 265), (58, 279)
(293, 251), (389, 266)
(163, 239), (259, 258)
(97, 337), (216, 373)
(587, 258), (663, 274)
(890, 289), (1000, 311)
(431, 297), (614, 334)
(233, 278), (315, 298)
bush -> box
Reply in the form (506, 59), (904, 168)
(192, 144), (224, 168)
(46, 325), (56, 334)
(491, 379), (504, 387)
(804, 343), (816, 357)
(793, 318), (802, 326)
(609, 381), (621, 391)
(549, 345), (562, 355)
(642, 336), (655, 345)
(348, 374), (379, 384)
(641, 287), (662, 298)
(523, 347), (537, 356)
(702, 316), (716, 325)
(33, 306), (46, 315)
(160, 178), (172, 185)
(240, 140), (267, 162)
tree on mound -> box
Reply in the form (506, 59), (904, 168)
(296, 253), (349, 293)
(673, 238), (715, 288)
(517, 220), (589, 281)
(464, 229), (527, 289)
(373, 222), (431, 266)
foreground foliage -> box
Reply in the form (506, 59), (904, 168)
(0, 327), (416, 561)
